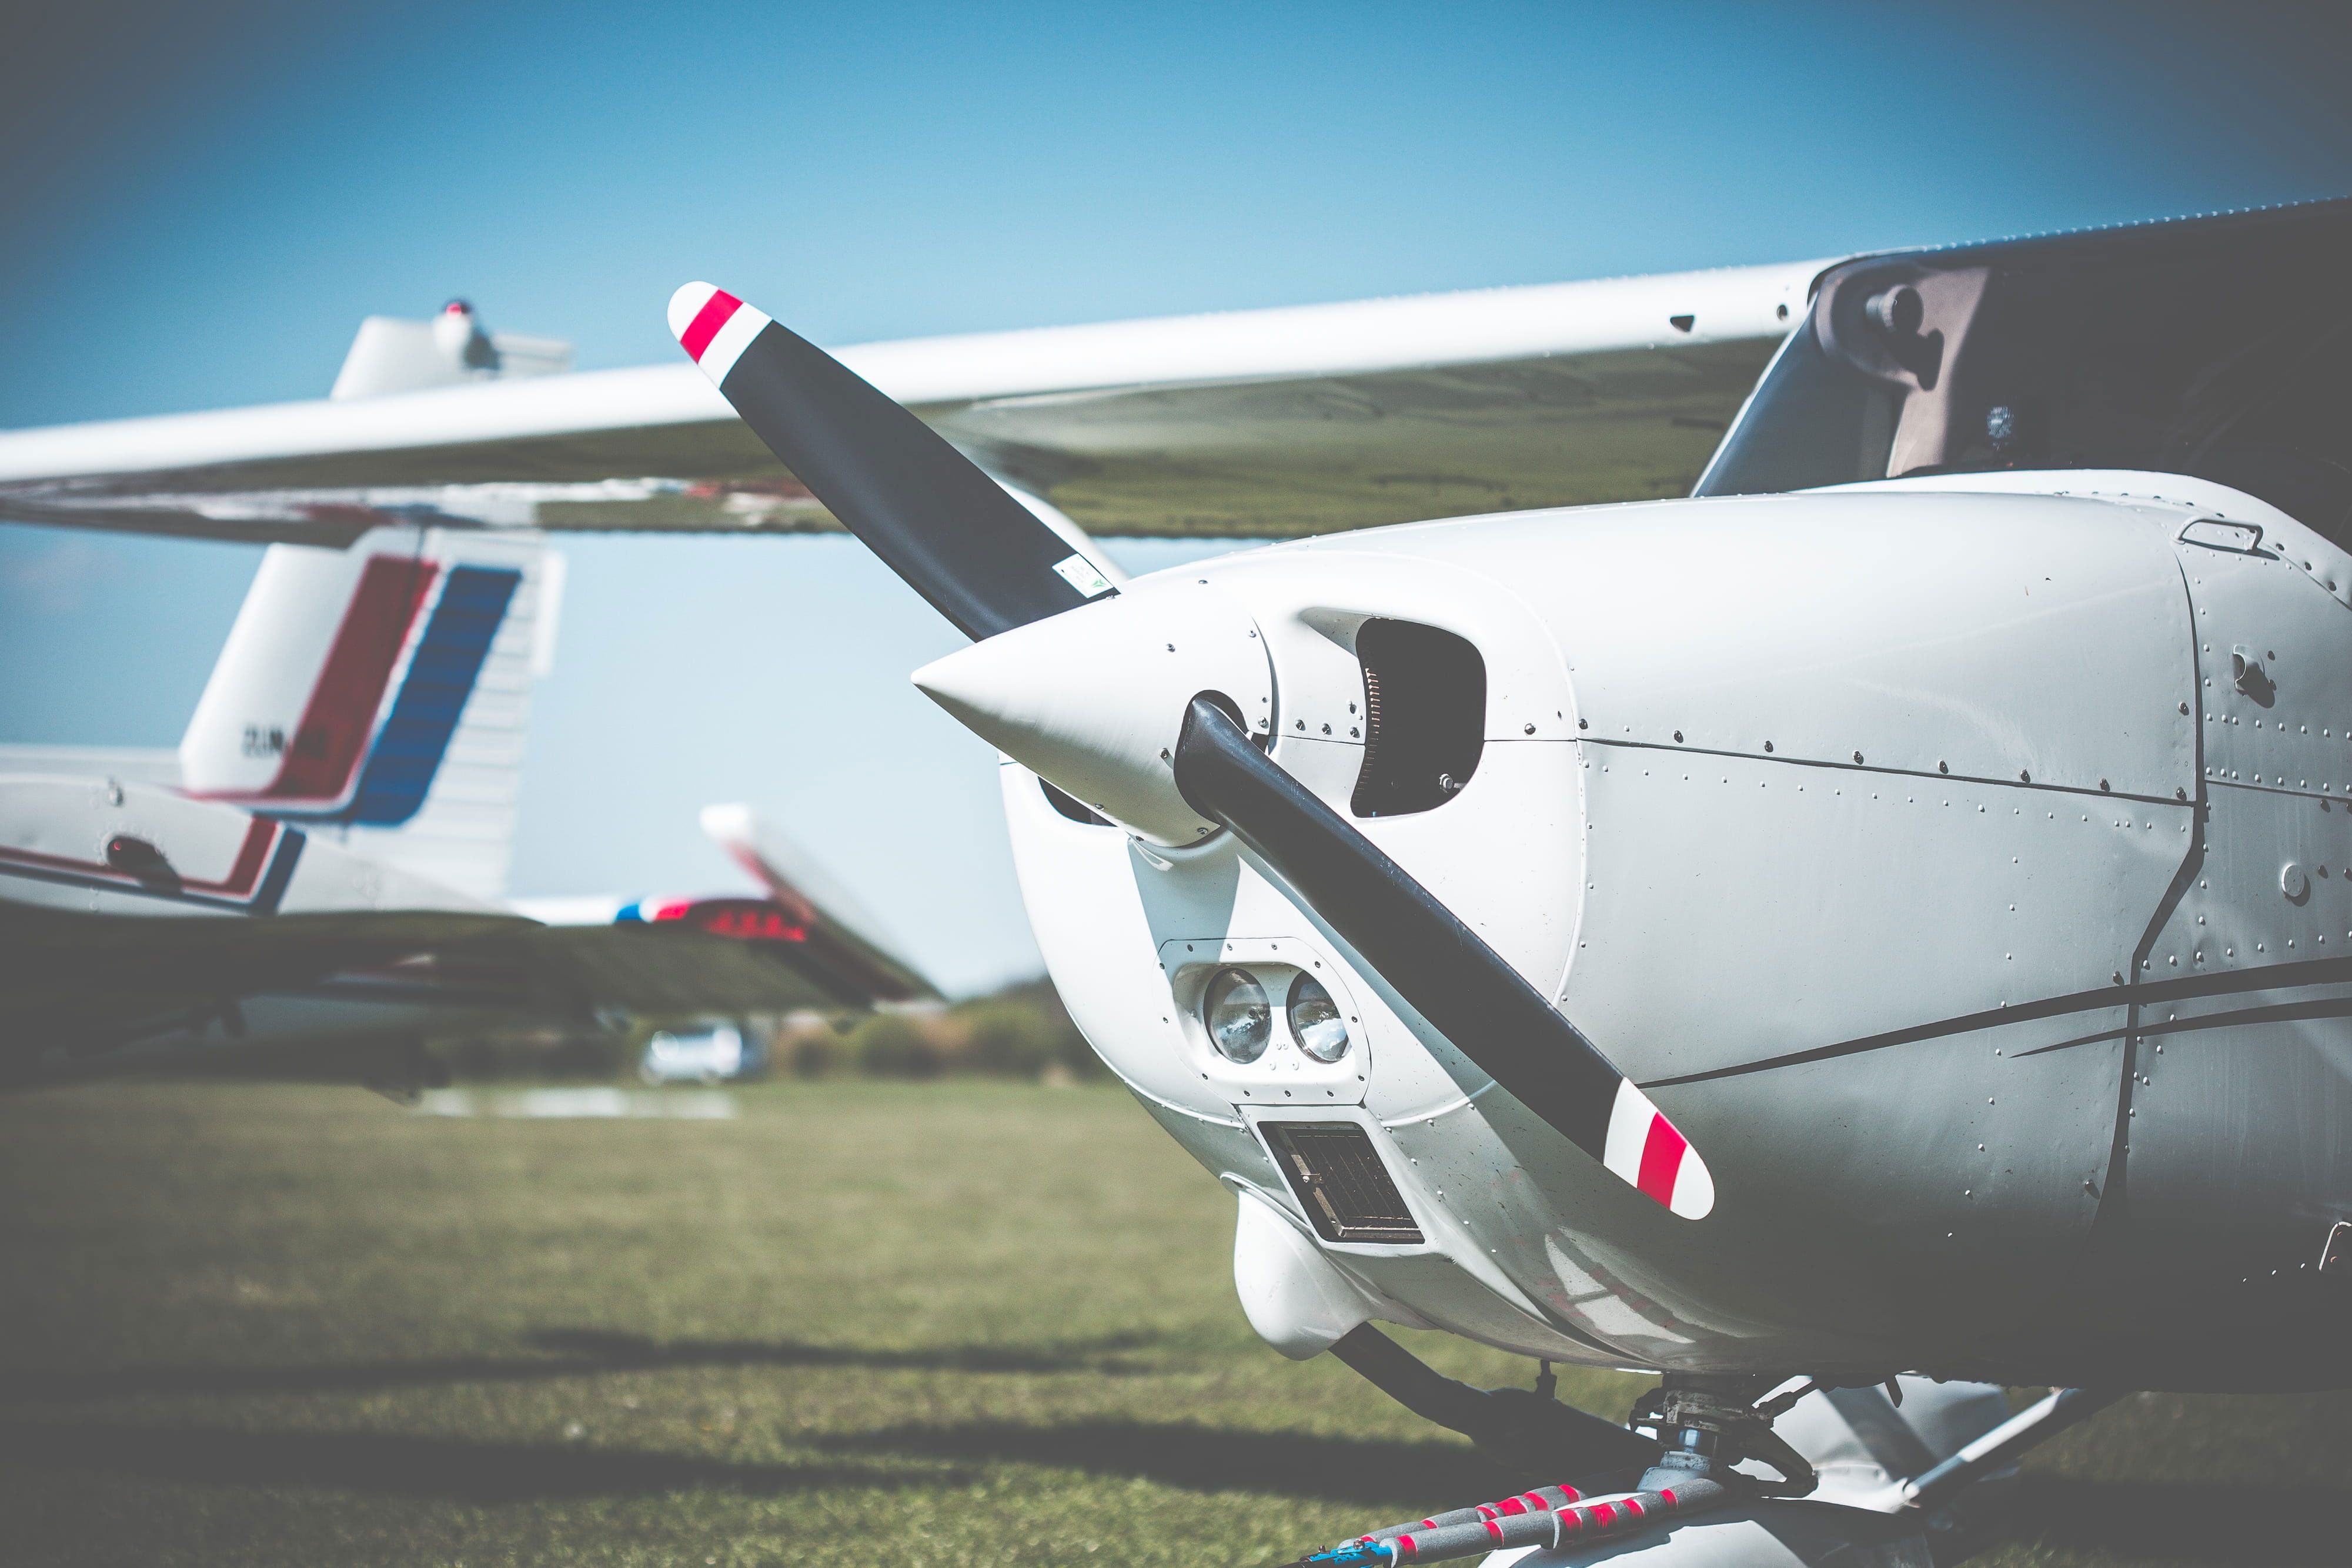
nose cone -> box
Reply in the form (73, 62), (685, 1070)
(913, 577), (1273, 846)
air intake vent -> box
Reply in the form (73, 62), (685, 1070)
(1350, 618), (1485, 817)
(1041, 778), (1111, 826)
(1261, 1122), (1424, 1245)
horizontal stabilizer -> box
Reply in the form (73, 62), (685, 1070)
(0, 778), (907, 1077)
(700, 803), (936, 1004)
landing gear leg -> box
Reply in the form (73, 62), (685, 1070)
(1628, 1373), (1818, 1498)
(1327, 1325), (1660, 1479)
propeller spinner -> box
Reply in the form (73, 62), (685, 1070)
(669, 280), (1713, 1219)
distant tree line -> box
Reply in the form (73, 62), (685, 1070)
(434, 976), (1106, 1085)
(781, 977), (1104, 1082)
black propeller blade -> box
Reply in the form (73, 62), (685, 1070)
(673, 283), (1712, 1218)
(670, 283), (1109, 640)
(1172, 697), (1709, 1215)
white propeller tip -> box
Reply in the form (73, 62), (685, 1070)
(667, 283), (771, 382)
(1669, 1152), (1716, 1220)
(1603, 1079), (1715, 1219)
(667, 282), (722, 340)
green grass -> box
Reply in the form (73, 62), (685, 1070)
(0, 1080), (2344, 1567)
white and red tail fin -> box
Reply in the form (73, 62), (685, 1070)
(699, 803), (936, 1004)
(179, 524), (562, 902)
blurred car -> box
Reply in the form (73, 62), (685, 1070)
(637, 1023), (764, 1084)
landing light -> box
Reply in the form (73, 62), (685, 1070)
(1286, 972), (1351, 1062)
(1203, 967), (1272, 1062)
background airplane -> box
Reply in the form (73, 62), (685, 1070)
(0, 303), (932, 1083)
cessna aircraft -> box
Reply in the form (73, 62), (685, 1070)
(4, 198), (2348, 1565)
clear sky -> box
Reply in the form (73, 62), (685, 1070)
(4, 1), (2347, 992)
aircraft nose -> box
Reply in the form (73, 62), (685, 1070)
(912, 576), (1273, 847)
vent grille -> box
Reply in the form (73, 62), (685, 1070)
(1261, 1122), (1424, 1245)
(1350, 618), (1486, 817)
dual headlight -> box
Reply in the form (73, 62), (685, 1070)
(1201, 965), (1351, 1064)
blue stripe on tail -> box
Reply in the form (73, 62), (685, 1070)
(336, 565), (522, 827)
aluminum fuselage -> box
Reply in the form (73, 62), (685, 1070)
(1005, 472), (2352, 1390)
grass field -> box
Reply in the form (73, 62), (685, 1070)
(1, 1079), (2346, 1567)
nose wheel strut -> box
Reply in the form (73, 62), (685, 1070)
(1626, 1374), (1818, 1497)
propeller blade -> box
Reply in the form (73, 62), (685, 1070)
(668, 283), (1711, 1219)
(1173, 697), (1713, 1219)
(669, 283), (1112, 641)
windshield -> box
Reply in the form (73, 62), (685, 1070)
(1698, 201), (2352, 547)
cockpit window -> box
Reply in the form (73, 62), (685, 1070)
(1697, 202), (2352, 547)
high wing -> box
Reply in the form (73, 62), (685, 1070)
(0, 262), (1820, 544)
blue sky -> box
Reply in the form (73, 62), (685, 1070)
(4, 1), (2348, 992)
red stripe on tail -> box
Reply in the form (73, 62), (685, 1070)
(198, 818), (278, 896)
(264, 556), (439, 804)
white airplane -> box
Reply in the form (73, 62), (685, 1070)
(4, 198), (2348, 1565)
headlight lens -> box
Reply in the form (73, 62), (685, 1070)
(1202, 967), (1272, 1063)
(1286, 972), (1351, 1062)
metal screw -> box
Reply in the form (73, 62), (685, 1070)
(1673, 730), (1684, 743)
(1525, 723), (1536, 735)
(1853, 751), (1865, 764)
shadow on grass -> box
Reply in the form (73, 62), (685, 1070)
(0, 1326), (1160, 1404)
(822, 1419), (1511, 1508)
(2004, 1474), (2348, 1566)
(0, 1417), (964, 1503)
(0, 1413), (1499, 1511)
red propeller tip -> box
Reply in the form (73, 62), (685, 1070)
(668, 282), (771, 384)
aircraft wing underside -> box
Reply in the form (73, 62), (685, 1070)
(1, 900), (895, 1080)
(0, 775), (931, 1082)
(0, 262), (1820, 543)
